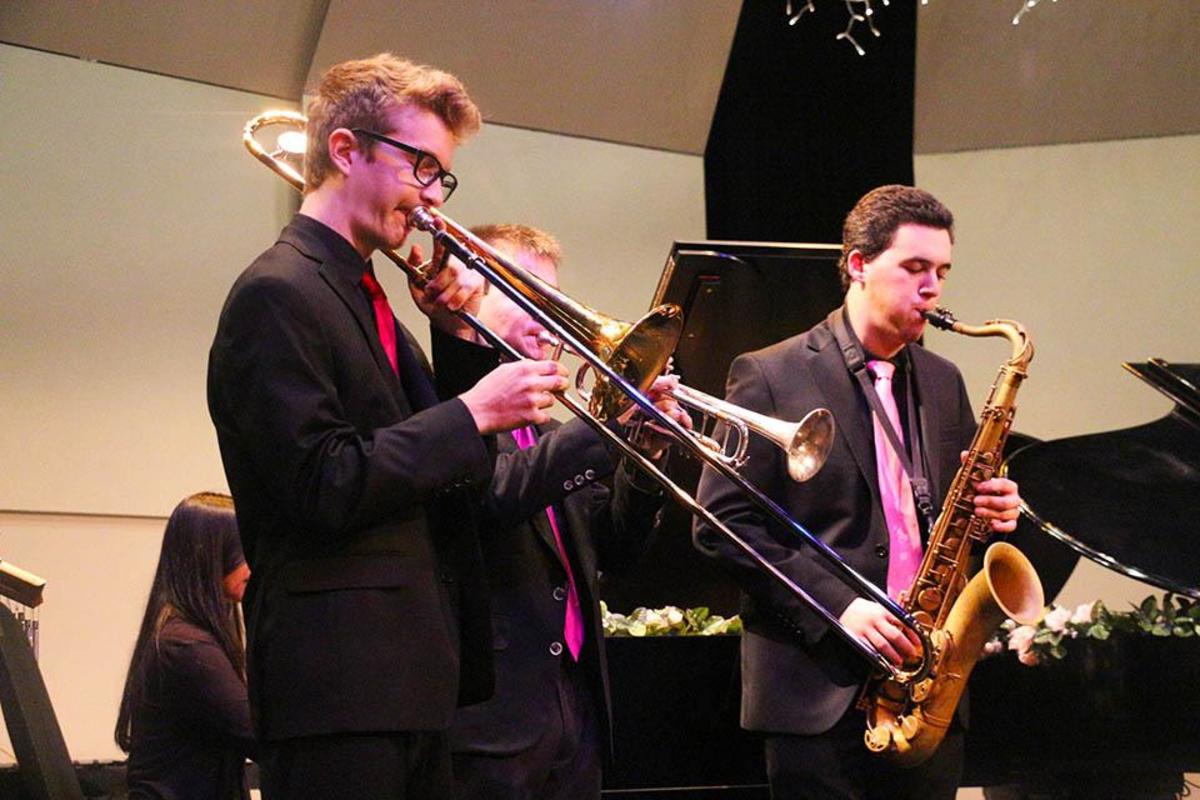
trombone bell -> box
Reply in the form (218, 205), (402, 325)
(408, 206), (684, 422)
(585, 306), (684, 420)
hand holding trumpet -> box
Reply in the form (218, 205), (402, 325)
(620, 374), (694, 459)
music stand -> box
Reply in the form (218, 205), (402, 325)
(0, 562), (84, 800)
(601, 240), (844, 614)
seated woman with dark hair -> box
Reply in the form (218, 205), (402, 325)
(116, 492), (256, 800)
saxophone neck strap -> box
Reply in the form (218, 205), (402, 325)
(829, 309), (936, 535)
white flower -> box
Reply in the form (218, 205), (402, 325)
(1008, 625), (1037, 653)
(1070, 601), (1096, 625)
(666, 607), (684, 627)
(1043, 606), (1072, 633)
(1017, 648), (1040, 666)
(982, 639), (1004, 656)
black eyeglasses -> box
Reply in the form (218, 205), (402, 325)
(351, 129), (459, 200)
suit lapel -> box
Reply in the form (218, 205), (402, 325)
(278, 217), (412, 415)
(532, 510), (567, 568)
(807, 322), (880, 508)
(327, 266), (412, 412)
(908, 347), (944, 498)
(507, 427), (575, 571)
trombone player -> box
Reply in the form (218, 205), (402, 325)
(439, 223), (690, 800)
(693, 186), (1022, 800)
(208, 54), (570, 799)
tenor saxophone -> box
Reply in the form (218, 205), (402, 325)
(860, 307), (1045, 766)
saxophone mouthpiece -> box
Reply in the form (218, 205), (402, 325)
(922, 306), (957, 331)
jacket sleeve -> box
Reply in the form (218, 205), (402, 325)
(208, 271), (492, 537)
(160, 631), (257, 760)
(485, 417), (617, 524)
(591, 457), (667, 576)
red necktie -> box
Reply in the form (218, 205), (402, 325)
(361, 270), (398, 375)
(866, 360), (923, 600)
(511, 426), (584, 660)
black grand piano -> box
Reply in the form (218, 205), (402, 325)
(599, 243), (1200, 799)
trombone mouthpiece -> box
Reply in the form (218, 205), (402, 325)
(922, 306), (957, 331)
(407, 206), (437, 233)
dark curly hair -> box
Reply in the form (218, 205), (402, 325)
(838, 185), (954, 289)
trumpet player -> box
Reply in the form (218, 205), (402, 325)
(208, 54), (570, 800)
(693, 185), (1022, 800)
(437, 223), (690, 800)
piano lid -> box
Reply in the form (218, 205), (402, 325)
(1006, 359), (1200, 599)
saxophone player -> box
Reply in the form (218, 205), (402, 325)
(693, 185), (1022, 800)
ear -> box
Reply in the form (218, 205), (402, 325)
(846, 250), (868, 284)
(326, 128), (359, 177)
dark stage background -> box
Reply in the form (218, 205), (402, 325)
(602, 0), (918, 617)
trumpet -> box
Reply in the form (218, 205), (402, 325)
(671, 384), (834, 483)
(539, 331), (835, 483)
(243, 111), (937, 684)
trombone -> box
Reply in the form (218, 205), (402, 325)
(243, 112), (935, 683)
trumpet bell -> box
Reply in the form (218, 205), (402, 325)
(586, 305), (684, 420)
(787, 408), (836, 482)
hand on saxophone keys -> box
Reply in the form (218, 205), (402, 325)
(962, 451), (1023, 534)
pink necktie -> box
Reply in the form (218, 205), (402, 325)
(511, 426), (584, 660)
(361, 271), (398, 375)
(866, 360), (923, 600)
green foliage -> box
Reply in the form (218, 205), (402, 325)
(996, 593), (1200, 666)
(601, 601), (743, 637)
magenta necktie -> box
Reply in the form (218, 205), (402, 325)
(361, 271), (398, 375)
(511, 426), (584, 660)
(866, 360), (923, 600)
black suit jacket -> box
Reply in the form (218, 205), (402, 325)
(693, 309), (976, 735)
(449, 420), (664, 757)
(434, 336), (665, 758)
(207, 214), (495, 741)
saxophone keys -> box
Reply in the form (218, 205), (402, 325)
(909, 678), (934, 703)
(864, 724), (892, 752)
(899, 710), (923, 740)
(917, 587), (942, 612)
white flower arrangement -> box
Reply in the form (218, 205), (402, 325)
(991, 593), (1200, 666)
(600, 601), (742, 637)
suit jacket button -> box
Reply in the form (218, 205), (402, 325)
(552, 586), (566, 601)
(549, 641), (564, 657)
(563, 480), (574, 491)
(875, 544), (887, 558)
(584, 468), (595, 480)
(574, 475), (585, 486)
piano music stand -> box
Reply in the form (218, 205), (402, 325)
(601, 239), (843, 614)
(0, 565), (84, 800)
